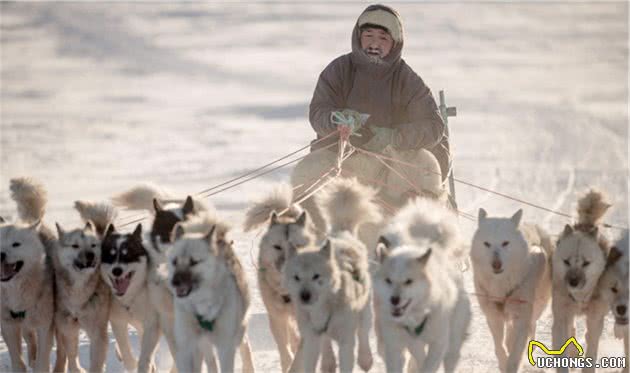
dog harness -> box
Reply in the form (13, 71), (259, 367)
(10, 310), (26, 320)
(404, 315), (429, 337)
(196, 314), (216, 332)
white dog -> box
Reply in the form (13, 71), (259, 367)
(470, 208), (553, 372)
(0, 178), (56, 373)
(551, 189), (612, 373)
(599, 230), (628, 373)
(53, 200), (116, 373)
(244, 183), (333, 373)
(284, 178), (379, 373)
(167, 212), (254, 373)
(375, 197), (470, 373)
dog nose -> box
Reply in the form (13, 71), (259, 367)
(568, 277), (580, 287)
(492, 259), (502, 271)
(617, 305), (627, 316)
(390, 296), (400, 306)
(112, 267), (123, 277)
(85, 251), (95, 262)
(300, 290), (311, 303)
(0, 253), (5, 262)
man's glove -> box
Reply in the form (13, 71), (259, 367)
(330, 109), (370, 136)
(363, 126), (395, 152)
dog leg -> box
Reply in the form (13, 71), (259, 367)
(583, 310), (606, 373)
(203, 349), (217, 373)
(268, 311), (293, 373)
(174, 309), (198, 373)
(357, 304), (373, 372)
(215, 340), (237, 373)
(33, 324), (54, 373)
(52, 326), (67, 373)
(505, 311), (532, 373)
(239, 335), (255, 373)
(551, 298), (573, 373)
(383, 338), (405, 373)
(2, 322), (27, 372)
(288, 338), (304, 373)
(623, 333), (629, 373)
(422, 325), (449, 373)
(111, 318), (139, 371)
(25, 328), (37, 368)
(87, 324), (109, 373)
(137, 315), (162, 373)
(338, 334), (356, 373)
(481, 302), (508, 370)
(408, 340), (427, 373)
(288, 319), (300, 354)
(301, 333), (321, 373)
(320, 336), (337, 373)
(59, 325), (83, 373)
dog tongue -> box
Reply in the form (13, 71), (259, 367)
(113, 274), (132, 296)
(1, 263), (17, 281)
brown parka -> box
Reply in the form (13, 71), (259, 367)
(308, 4), (450, 180)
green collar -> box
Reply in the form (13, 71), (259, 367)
(10, 310), (26, 320)
(405, 315), (429, 337)
(196, 314), (215, 332)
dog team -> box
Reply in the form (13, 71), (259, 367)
(0, 177), (627, 372)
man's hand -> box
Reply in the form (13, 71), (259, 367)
(330, 109), (370, 137)
(363, 126), (395, 152)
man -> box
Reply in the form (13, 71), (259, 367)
(292, 4), (450, 232)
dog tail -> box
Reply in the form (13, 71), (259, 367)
(533, 225), (555, 258)
(74, 201), (117, 238)
(111, 183), (173, 211)
(576, 189), (611, 229)
(9, 177), (47, 224)
(317, 177), (381, 234)
(243, 183), (301, 232)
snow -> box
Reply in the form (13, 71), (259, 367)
(1, 2), (627, 372)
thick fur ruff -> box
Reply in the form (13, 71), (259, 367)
(9, 177), (47, 223)
(357, 9), (403, 42)
(317, 177), (381, 235)
(576, 189), (611, 229)
(74, 200), (118, 238)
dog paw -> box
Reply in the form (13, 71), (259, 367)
(358, 350), (373, 372)
(320, 355), (337, 373)
(124, 358), (138, 372)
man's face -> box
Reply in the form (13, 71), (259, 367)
(360, 27), (394, 59)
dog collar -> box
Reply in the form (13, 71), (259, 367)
(405, 315), (429, 337)
(196, 314), (216, 332)
(10, 310), (26, 320)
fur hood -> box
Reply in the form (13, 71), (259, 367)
(351, 4), (404, 74)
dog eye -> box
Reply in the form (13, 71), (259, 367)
(385, 278), (392, 285)
(91, 244), (96, 248)
(501, 241), (509, 247)
(294, 275), (300, 282)
(583, 261), (590, 267)
(483, 242), (491, 248)
(172, 258), (178, 266)
(190, 258), (199, 266)
(612, 287), (618, 294)
(72, 244), (80, 249)
(312, 274), (319, 280)
(404, 279), (413, 286)
(273, 245), (283, 251)
(11, 242), (20, 248)
(563, 259), (570, 266)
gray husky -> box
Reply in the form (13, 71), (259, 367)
(1, 178), (56, 372)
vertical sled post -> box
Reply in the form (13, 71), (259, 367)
(438, 90), (458, 210)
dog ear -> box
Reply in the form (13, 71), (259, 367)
(182, 196), (194, 217)
(376, 236), (391, 263)
(510, 209), (523, 227)
(171, 223), (185, 242)
(606, 246), (623, 267)
(132, 224), (142, 239)
(286, 243), (298, 259)
(104, 223), (116, 238)
(417, 247), (432, 266)
(270, 211), (279, 226)
(295, 211), (307, 227)
(84, 221), (94, 233)
(320, 239), (333, 260)
(478, 208), (488, 223)
(562, 224), (574, 237)
(55, 222), (65, 239)
(0, 216), (5, 224)
(153, 198), (163, 213)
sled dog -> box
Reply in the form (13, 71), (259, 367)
(285, 178), (379, 373)
(100, 222), (177, 373)
(167, 212), (254, 373)
(551, 189), (612, 373)
(53, 200), (116, 373)
(470, 208), (553, 372)
(375, 197), (470, 373)
(0, 178), (56, 372)
(599, 230), (628, 373)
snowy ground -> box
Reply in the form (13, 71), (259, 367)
(0, 2), (628, 372)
